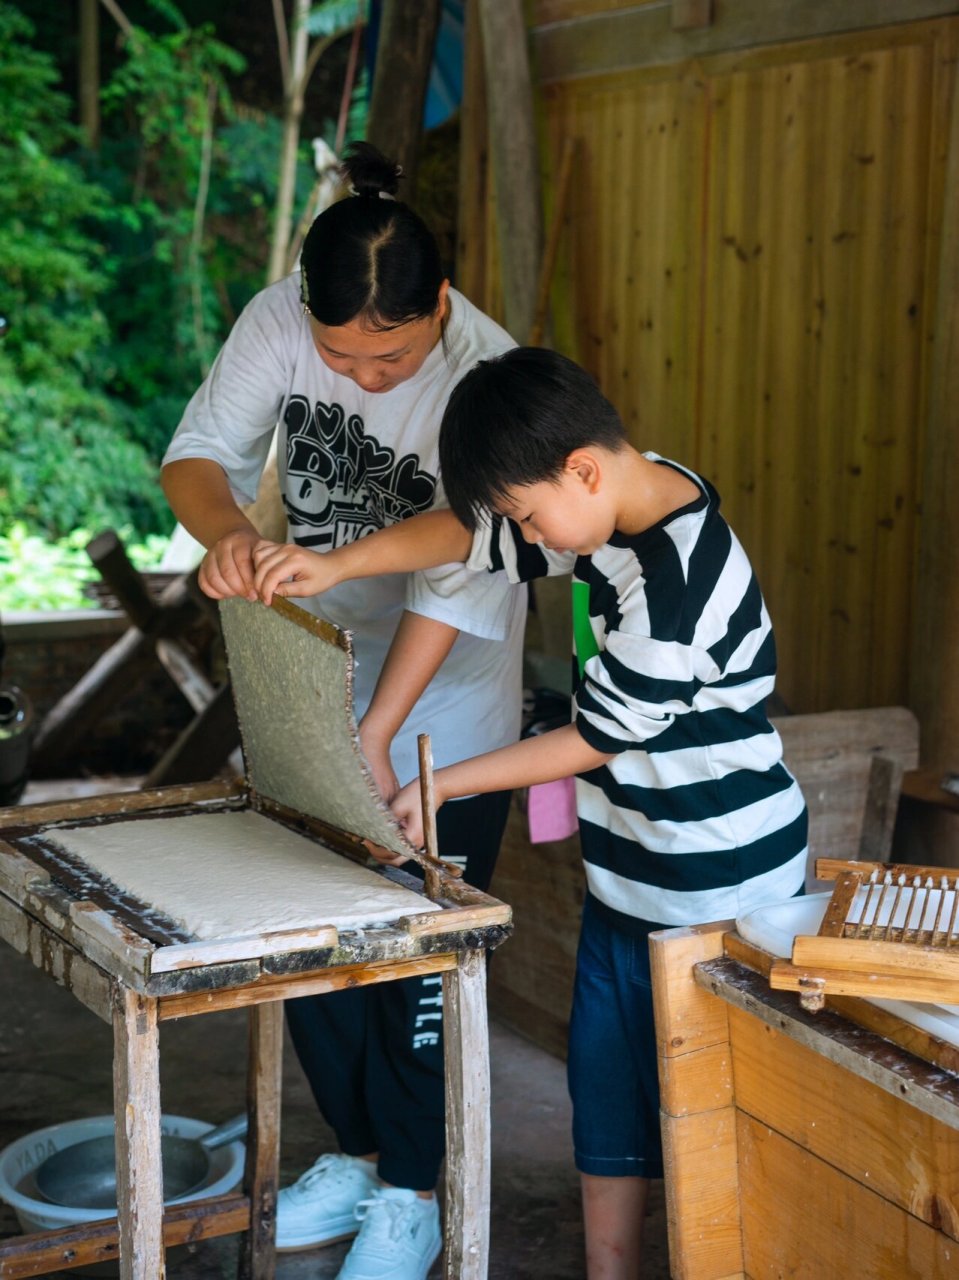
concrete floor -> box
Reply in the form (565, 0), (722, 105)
(0, 779), (670, 1277)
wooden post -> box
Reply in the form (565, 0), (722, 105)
(910, 50), (959, 863)
(650, 922), (743, 1280)
(528, 136), (579, 349)
(112, 987), (165, 1280)
(144, 681), (240, 788)
(238, 1003), (283, 1280)
(476, 0), (543, 341)
(442, 949), (491, 1280)
(366, 0), (442, 202)
(78, 0), (100, 148)
(455, 0), (490, 308)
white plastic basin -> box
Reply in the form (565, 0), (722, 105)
(0, 1113), (245, 1234)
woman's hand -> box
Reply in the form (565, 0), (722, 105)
(252, 541), (343, 605)
(362, 839), (411, 869)
(359, 720), (401, 804)
(198, 528), (262, 601)
(390, 778), (434, 850)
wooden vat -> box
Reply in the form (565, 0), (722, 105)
(651, 913), (959, 1277)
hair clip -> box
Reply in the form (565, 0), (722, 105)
(348, 184), (397, 201)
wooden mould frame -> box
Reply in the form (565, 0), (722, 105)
(0, 779), (512, 1009)
(0, 598), (513, 1280)
(769, 858), (959, 1011)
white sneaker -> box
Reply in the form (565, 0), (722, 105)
(276, 1153), (379, 1251)
(336, 1187), (442, 1280)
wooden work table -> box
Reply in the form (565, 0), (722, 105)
(0, 780), (511, 1280)
(651, 921), (959, 1279)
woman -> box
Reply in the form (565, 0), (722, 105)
(161, 142), (525, 1280)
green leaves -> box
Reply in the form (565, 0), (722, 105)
(305, 0), (364, 40)
(0, 373), (173, 541)
(0, 523), (170, 612)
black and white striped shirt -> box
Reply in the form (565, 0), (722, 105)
(468, 454), (807, 934)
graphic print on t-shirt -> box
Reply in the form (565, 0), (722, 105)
(283, 395), (436, 547)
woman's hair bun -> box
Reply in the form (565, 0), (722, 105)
(340, 141), (403, 198)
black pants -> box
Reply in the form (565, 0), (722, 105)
(285, 789), (512, 1191)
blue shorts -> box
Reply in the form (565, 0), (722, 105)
(566, 895), (665, 1179)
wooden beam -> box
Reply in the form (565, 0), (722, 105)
(366, 0), (442, 202)
(672, 0), (714, 30)
(0, 777), (244, 827)
(532, 1), (959, 83)
(112, 987), (165, 1279)
(157, 953), (458, 1020)
(912, 10), (959, 783)
(696, 956), (959, 1130)
(476, 0), (543, 340)
(651, 924), (744, 1279)
(239, 1004), (283, 1280)
(78, 0), (100, 148)
(0, 890), (113, 1023)
(442, 949), (491, 1280)
(143, 681), (240, 788)
(0, 1195), (250, 1278)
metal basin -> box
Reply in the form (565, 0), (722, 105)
(34, 1113), (247, 1211)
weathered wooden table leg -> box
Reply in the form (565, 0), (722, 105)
(112, 986), (165, 1280)
(442, 949), (491, 1280)
(238, 1002), (284, 1280)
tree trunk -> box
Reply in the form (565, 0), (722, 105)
(366, 0), (442, 204)
(267, 0), (311, 284)
(476, 0), (542, 341)
(79, 0), (100, 149)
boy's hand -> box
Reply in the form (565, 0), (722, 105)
(252, 541), (342, 605)
(198, 529), (261, 601)
(390, 779), (430, 850)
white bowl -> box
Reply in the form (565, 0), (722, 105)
(0, 1113), (245, 1234)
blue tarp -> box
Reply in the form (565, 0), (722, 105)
(367, 0), (464, 129)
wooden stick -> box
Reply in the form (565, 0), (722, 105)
(418, 733), (442, 900)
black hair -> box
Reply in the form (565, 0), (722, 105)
(299, 142), (445, 330)
(439, 347), (627, 530)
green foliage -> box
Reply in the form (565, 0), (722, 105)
(0, 5), (112, 384)
(94, 11), (250, 445)
(0, 0), (369, 566)
(0, 372), (173, 540)
(0, 2), (167, 545)
(0, 523), (170, 612)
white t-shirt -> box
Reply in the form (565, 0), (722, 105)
(165, 275), (526, 784)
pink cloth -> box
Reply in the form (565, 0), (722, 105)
(526, 777), (579, 843)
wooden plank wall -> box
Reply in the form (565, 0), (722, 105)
(458, 5), (959, 750)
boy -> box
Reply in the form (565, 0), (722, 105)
(252, 347), (808, 1279)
